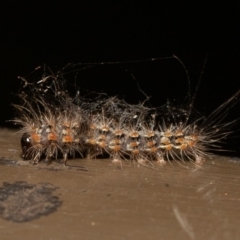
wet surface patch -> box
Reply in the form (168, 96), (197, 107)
(0, 181), (62, 222)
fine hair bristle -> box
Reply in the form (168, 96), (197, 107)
(12, 64), (240, 167)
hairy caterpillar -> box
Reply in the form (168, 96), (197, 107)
(12, 62), (240, 167)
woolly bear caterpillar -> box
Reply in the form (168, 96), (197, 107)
(12, 58), (240, 167)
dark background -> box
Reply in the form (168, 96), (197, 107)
(1, 1), (240, 153)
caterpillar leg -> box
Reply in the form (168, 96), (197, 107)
(195, 155), (204, 164)
(62, 152), (68, 165)
(156, 157), (167, 165)
(32, 150), (42, 164)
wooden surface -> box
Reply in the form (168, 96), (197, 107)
(0, 128), (240, 240)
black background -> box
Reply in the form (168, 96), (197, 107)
(1, 1), (240, 153)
